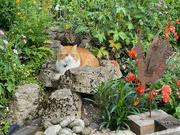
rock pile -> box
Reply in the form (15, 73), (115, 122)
(8, 26), (136, 135)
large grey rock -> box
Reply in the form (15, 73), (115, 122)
(44, 125), (62, 135)
(38, 60), (122, 94)
(42, 89), (80, 122)
(45, 40), (61, 58)
(9, 83), (42, 126)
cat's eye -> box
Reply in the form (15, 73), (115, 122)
(63, 54), (68, 57)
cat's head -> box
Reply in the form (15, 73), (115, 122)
(61, 29), (81, 45)
(57, 45), (80, 63)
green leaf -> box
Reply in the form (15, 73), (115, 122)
(134, 14), (144, 18)
(118, 32), (127, 40)
(126, 22), (134, 30)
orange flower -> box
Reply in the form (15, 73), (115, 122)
(175, 20), (180, 24)
(48, 5), (52, 9)
(167, 22), (172, 26)
(164, 35), (169, 40)
(162, 94), (170, 103)
(148, 91), (154, 99)
(175, 33), (178, 40)
(45, 9), (48, 12)
(165, 27), (170, 33)
(128, 48), (137, 58)
(134, 99), (139, 106)
(136, 59), (138, 64)
(122, 65), (126, 70)
(112, 61), (118, 66)
(17, 12), (21, 16)
(171, 26), (175, 33)
(33, 1), (36, 5)
(177, 80), (180, 87)
(161, 85), (172, 95)
(16, 0), (19, 4)
(23, 16), (26, 19)
(49, 0), (52, 2)
(126, 73), (135, 82)
(136, 84), (145, 95)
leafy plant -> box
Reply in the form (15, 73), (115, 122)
(85, 74), (146, 131)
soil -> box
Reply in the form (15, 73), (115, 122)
(81, 93), (102, 126)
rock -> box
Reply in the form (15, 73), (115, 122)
(44, 125), (62, 135)
(93, 129), (136, 135)
(34, 131), (44, 135)
(72, 92), (82, 119)
(39, 60), (122, 94)
(72, 126), (83, 133)
(42, 89), (78, 122)
(45, 40), (61, 58)
(89, 122), (99, 130)
(38, 60), (59, 88)
(9, 83), (42, 126)
(81, 127), (93, 135)
(68, 119), (85, 129)
(42, 121), (53, 129)
(58, 128), (73, 135)
(48, 26), (62, 39)
(79, 39), (93, 48)
(60, 116), (75, 128)
(51, 118), (64, 125)
(83, 118), (90, 126)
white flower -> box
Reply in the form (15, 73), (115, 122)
(6, 107), (9, 111)
(3, 40), (8, 44)
(0, 30), (4, 35)
(15, 92), (19, 98)
(24, 39), (27, 44)
(0, 45), (4, 50)
(13, 49), (18, 54)
(55, 4), (60, 11)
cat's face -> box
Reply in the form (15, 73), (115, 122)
(57, 45), (80, 64)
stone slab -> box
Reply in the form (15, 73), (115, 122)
(128, 110), (170, 135)
(146, 126), (180, 135)
(155, 115), (180, 131)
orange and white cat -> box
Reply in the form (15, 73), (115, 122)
(54, 45), (100, 79)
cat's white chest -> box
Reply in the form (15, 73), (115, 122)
(54, 54), (80, 79)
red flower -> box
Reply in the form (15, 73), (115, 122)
(161, 85), (172, 95)
(177, 80), (180, 87)
(45, 0), (48, 4)
(136, 59), (138, 64)
(167, 22), (172, 26)
(171, 26), (175, 33)
(172, 64), (174, 66)
(175, 20), (180, 24)
(165, 27), (170, 33)
(148, 91), (154, 100)
(126, 73), (135, 82)
(175, 33), (178, 40)
(134, 99), (139, 106)
(128, 48), (137, 58)
(136, 84), (145, 95)
(164, 35), (169, 40)
(162, 94), (170, 103)
(136, 78), (140, 83)
(112, 61), (118, 67)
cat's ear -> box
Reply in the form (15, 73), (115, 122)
(72, 45), (77, 50)
(59, 45), (64, 51)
